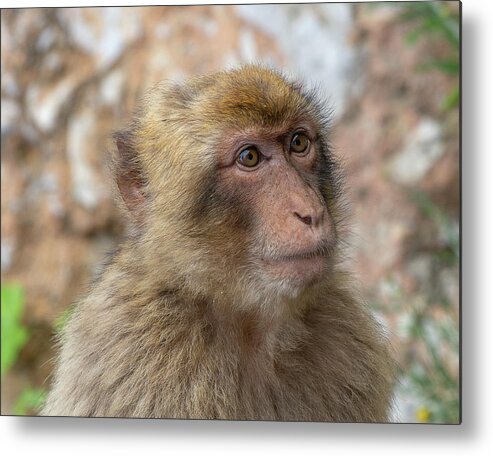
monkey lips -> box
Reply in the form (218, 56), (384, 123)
(258, 240), (335, 289)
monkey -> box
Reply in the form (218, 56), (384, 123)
(43, 65), (394, 421)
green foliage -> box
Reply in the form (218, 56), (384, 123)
(399, 2), (459, 49)
(380, 190), (459, 423)
(1, 284), (28, 376)
(404, 312), (459, 423)
(1, 283), (46, 415)
(417, 58), (459, 76)
(403, 192), (459, 423)
(13, 387), (46, 416)
(441, 86), (459, 111)
(412, 191), (459, 261)
(386, 2), (460, 111)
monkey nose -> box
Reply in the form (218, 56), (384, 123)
(294, 212), (313, 226)
(294, 208), (326, 229)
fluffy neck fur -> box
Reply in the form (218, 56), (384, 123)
(44, 241), (394, 421)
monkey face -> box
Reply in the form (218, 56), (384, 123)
(211, 122), (336, 295)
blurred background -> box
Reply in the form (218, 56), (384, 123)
(0, 2), (459, 422)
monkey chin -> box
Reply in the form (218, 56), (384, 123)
(259, 253), (332, 299)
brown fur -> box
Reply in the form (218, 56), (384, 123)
(43, 65), (394, 421)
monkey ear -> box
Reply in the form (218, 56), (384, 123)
(113, 130), (147, 221)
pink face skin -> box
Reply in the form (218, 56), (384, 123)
(216, 122), (335, 290)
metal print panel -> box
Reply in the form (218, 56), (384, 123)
(0, 1), (460, 424)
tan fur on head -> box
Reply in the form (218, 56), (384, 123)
(43, 65), (394, 421)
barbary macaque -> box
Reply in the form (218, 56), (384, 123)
(43, 65), (394, 421)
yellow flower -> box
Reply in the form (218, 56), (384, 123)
(416, 406), (431, 423)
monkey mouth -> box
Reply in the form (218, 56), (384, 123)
(262, 240), (334, 263)
(259, 243), (333, 282)
(274, 248), (330, 262)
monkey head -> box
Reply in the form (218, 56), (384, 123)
(113, 66), (343, 310)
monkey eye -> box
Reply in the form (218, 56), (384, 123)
(290, 133), (310, 154)
(237, 147), (261, 168)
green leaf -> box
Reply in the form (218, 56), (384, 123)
(397, 2), (460, 50)
(1, 284), (28, 376)
(442, 86), (460, 111)
(429, 2), (459, 48)
(405, 28), (424, 46)
(13, 387), (46, 415)
(418, 59), (459, 75)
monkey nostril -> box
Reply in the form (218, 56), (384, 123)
(294, 212), (313, 226)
